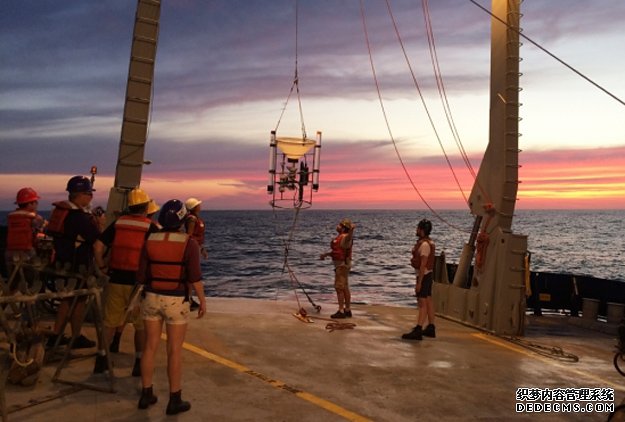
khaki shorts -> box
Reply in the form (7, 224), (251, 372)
(103, 283), (143, 329)
(334, 265), (350, 290)
(141, 292), (190, 325)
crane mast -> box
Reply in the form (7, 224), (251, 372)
(105, 0), (161, 223)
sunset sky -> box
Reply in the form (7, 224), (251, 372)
(1, 0), (624, 211)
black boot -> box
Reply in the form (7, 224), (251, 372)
(132, 357), (141, 377)
(93, 354), (109, 374)
(110, 332), (121, 353)
(401, 325), (423, 340)
(138, 386), (158, 409)
(423, 324), (436, 338)
(166, 390), (191, 415)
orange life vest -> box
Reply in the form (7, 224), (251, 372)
(411, 238), (435, 271)
(145, 231), (189, 293)
(6, 209), (36, 251)
(108, 215), (152, 271)
(330, 233), (352, 262)
(186, 214), (205, 245)
(46, 201), (74, 237)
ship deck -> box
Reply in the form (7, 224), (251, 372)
(5, 298), (625, 421)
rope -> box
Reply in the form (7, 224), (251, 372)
(359, 0), (469, 234)
(506, 337), (579, 363)
(420, 0), (491, 205)
(384, 0), (470, 206)
(274, 0), (307, 140)
(469, 0), (625, 107)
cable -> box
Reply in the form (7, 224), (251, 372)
(469, 0), (625, 107)
(384, 0), (469, 206)
(360, 0), (469, 234)
(274, 0), (307, 139)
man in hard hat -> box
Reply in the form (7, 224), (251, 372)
(46, 175), (101, 349)
(320, 218), (356, 319)
(93, 188), (159, 375)
(5, 187), (47, 271)
(137, 199), (206, 415)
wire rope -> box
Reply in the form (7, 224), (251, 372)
(274, 0), (308, 139)
(360, 0), (469, 234)
(421, 0), (491, 205)
(469, 0), (625, 108)
(383, 0), (469, 206)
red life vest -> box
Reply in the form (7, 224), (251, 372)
(411, 238), (435, 271)
(186, 214), (205, 245)
(6, 209), (36, 251)
(145, 231), (189, 294)
(108, 215), (152, 271)
(330, 233), (352, 262)
(46, 201), (74, 237)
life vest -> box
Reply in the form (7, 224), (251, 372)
(330, 233), (352, 262)
(411, 238), (435, 271)
(108, 215), (152, 271)
(145, 231), (189, 294)
(46, 201), (75, 237)
(6, 210), (36, 251)
(186, 214), (205, 245)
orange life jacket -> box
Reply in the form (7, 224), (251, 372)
(330, 233), (352, 262)
(6, 209), (36, 251)
(186, 214), (205, 245)
(46, 201), (74, 237)
(145, 231), (189, 294)
(411, 238), (435, 271)
(108, 215), (152, 271)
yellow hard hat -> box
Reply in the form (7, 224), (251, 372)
(185, 197), (202, 211)
(147, 199), (160, 214)
(128, 188), (151, 207)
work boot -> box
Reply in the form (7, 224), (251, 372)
(138, 386), (158, 409)
(423, 324), (436, 338)
(71, 334), (96, 349)
(166, 390), (191, 415)
(93, 355), (108, 374)
(132, 358), (141, 377)
(45, 334), (70, 350)
(110, 332), (121, 353)
(401, 325), (423, 340)
(331, 310), (346, 319)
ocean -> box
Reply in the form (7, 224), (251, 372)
(199, 209), (625, 307)
(2, 209), (623, 308)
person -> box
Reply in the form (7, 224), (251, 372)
(137, 199), (206, 415)
(320, 218), (355, 319)
(184, 197), (208, 260)
(184, 197), (206, 311)
(109, 198), (162, 354)
(46, 175), (100, 349)
(402, 218), (436, 340)
(93, 188), (159, 375)
(5, 187), (47, 270)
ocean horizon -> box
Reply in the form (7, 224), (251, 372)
(2, 209), (623, 308)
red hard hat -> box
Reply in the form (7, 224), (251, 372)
(15, 187), (40, 204)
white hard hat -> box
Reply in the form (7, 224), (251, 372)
(185, 197), (202, 211)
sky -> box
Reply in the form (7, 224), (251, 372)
(1, 0), (624, 211)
